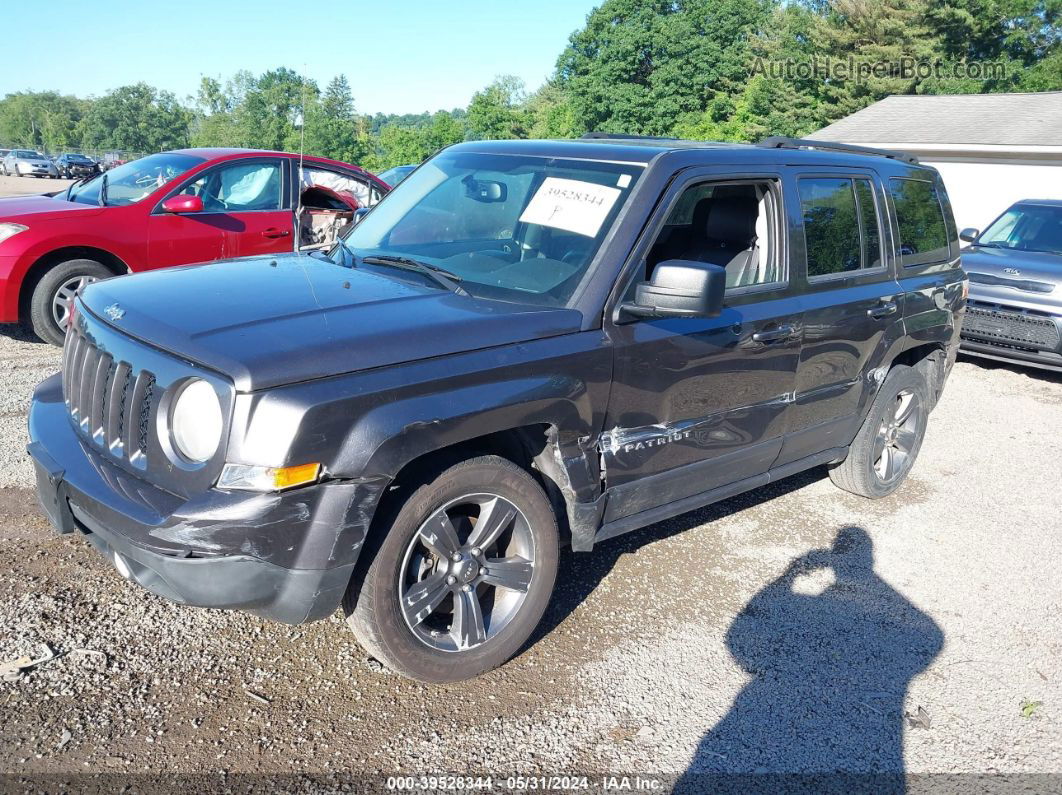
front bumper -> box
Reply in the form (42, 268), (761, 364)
(28, 373), (385, 624)
(959, 298), (1062, 373)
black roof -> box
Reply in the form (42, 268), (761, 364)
(447, 136), (929, 172)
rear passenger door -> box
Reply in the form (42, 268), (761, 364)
(886, 174), (965, 359)
(778, 168), (904, 467)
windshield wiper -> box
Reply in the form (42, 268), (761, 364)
(361, 255), (466, 294)
(97, 172), (108, 207)
(65, 174), (89, 202)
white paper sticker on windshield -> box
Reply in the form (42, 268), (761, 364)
(519, 177), (622, 238)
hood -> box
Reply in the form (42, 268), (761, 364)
(79, 254), (583, 391)
(0, 194), (103, 222)
(963, 246), (1061, 289)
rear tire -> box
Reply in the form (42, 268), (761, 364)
(829, 364), (928, 498)
(28, 259), (112, 346)
(344, 455), (559, 683)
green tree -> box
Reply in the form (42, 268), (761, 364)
(556, 0), (775, 136)
(526, 81), (581, 138)
(0, 91), (85, 152)
(78, 84), (191, 152)
(466, 76), (530, 139)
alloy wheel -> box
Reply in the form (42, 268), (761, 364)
(51, 274), (98, 329)
(399, 493), (535, 653)
(873, 388), (920, 482)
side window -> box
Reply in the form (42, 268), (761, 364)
(798, 177), (883, 278)
(643, 180), (782, 290)
(853, 179), (883, 269)
(888, 178), (950, 266)
(179, 160), (283, 212)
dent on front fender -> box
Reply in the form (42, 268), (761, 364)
(144, 479), (387, 571)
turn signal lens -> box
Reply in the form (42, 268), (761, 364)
(217, 462), (321, 492)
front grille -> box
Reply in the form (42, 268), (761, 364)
(61, 328), (158, 469)
(962, 305), (1061, 352)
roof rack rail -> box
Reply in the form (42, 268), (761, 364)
(582, 132), (680, 141)
(757, 136), (919, 165)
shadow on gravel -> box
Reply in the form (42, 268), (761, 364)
(675, 526), (943, 793)
(0, 323), (47, 345)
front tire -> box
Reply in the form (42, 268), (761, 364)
(345, 455), (559, 682)
(28, 259), (112, 346)
(829, 364), (928, 498)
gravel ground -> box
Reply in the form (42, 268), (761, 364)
(0, 320), (1060, 784)
(0, 174), (74, 198)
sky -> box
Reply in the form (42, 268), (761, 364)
(0, 0), (600, 115)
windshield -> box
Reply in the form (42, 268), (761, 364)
(341, 151), (643, 306)
(978, 204), (1062, 257)
(13, 150), (38, 159)
(379, 165), (416, 185)
(68, 152), (205, 207)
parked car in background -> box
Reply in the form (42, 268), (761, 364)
(0, 149), (10, 161)
(28, 136), (965, 682)
(377, 164), (418, 186)
(0, 147), (389, 344)
(959, 200), (1062, 373)
(55, 153), (100, 180)
(2, 150), (59, 179)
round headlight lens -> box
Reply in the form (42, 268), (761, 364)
(170, 379), (222, 463)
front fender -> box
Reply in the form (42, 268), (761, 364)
(229, 331), (613, 507)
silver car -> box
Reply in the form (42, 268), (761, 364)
(959, 199), (1062, 373)
(1, 149), (59, 179)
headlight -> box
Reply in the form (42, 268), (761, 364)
(0, 223), (27, 245)
(170, 379), (223, 462)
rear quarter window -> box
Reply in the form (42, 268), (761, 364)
(888, 177), (952, 267)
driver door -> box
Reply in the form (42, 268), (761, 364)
(146, 157), (292, 270)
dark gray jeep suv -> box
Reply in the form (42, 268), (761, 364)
(958, 200), (1062, 372)
(28, 136), (966, 682)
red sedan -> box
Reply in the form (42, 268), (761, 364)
(0, 148), (390, 344)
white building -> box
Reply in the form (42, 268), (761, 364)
(812, 92), (1062, 233)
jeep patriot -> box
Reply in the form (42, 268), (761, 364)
(28, 136), (967, 682)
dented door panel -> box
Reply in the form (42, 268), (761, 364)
(600, 293), (802, 515)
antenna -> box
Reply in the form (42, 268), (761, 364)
(295, 65), (309, 244)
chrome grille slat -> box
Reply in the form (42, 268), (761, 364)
(89, 353), (114, 442)
(62, 328), (159, 470)
(125, 370), (155, 469)
(76, 338), (98, 428)
(106, 362), (132, 454)
(67, 334), (88, 420)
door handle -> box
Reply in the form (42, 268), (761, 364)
(867, 301), (898, 319)
(751, 324), (795, 343)
(261, 228), (291, 238)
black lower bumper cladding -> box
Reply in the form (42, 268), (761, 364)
(27, 373), (380, 624)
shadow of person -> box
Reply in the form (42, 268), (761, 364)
(677, 527), (943, 793)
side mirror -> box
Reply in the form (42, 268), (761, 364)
(959, 227), (980, 243)
(352, 207), (370, 224)
(620, 260), (726, 320)
(161, 195), (203, 214)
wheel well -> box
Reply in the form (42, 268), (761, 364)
(891, 343), (947, 407)
(372, 424), (571, 542)
(17, 247), (129, 322)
